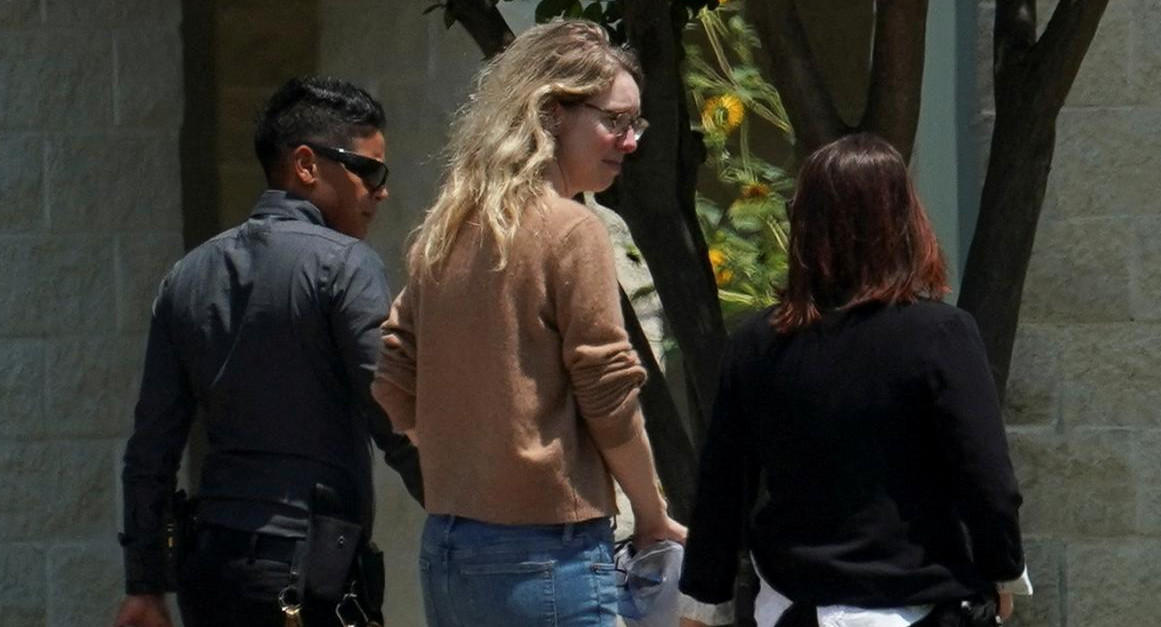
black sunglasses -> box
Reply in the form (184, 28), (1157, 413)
(304, 142), (389, 191)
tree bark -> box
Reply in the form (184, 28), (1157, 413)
(443, 0), (514, 58)
(747, 0), (846, 160)
(619, 0), (728, 443)
(749, 0), (927, 162)
(958, 0), (1108, 397)
(864, 0), (928, 160)
(621, 288), (696, 523)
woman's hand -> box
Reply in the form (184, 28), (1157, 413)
(597, 428), (687, 548)
(633, 513), (687, 547)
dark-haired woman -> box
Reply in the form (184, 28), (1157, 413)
(678, 133), (1030, 627)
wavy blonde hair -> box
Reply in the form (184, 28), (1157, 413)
(410, 19), (642, 276)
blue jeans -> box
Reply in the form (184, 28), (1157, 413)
(419, 514), (619, 627)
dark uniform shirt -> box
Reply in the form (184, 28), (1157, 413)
(120, 190), (421, 595)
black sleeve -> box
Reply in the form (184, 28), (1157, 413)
(927, 310), (1026, 581)
(679, 338), (761, 604)
(121, 272), (195, 594)
(332, 243), (423, 505)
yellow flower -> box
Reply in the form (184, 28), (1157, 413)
(701, 94), (745, 135)
(717, 268), (734, 286)
(708, 247), (733, 286)
(740, 183), (770, 199)
(708, 248), (726, 268)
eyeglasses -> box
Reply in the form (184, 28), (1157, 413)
(303, 142), (389, 191)
(581, 103), (650, 141)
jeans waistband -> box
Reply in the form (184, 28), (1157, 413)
(423, 514), (613, 553)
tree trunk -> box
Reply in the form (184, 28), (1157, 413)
(747, 0), (927, 161)
(747, 0), (846, 160)
(443, 0), (513, 57)
(863, 0), (928, 159)
(621, 288), (696, 523)
(619, 0), (729, 443)
(958, 0), (1108, 396)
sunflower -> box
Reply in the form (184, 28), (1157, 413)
(708, 247), (734, 286)
(740, 183), (770, 199)
(701, 94), (745, 135)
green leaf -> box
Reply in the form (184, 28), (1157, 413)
(604, 0), (622, 22)
(582, 0), (604, 22)
(535, 0), (576, 22)
(721, 233), (760, 254)
(609, 22), (627, 44)
(717, 289), (760, 306)
(729, 200), (772, 226)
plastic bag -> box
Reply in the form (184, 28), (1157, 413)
(614, 539), (684, 627)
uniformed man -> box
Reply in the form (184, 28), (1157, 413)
(113, 76), (422, 627)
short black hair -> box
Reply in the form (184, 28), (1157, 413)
(254, 76), (386, 182)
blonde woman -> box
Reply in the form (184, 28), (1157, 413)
(372, 19), (686, 627)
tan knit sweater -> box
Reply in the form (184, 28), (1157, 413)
(372, 197), (647, 525)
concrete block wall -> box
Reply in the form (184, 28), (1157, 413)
(979, 2), (1161, 625)
(317, 0), (487, 290)
(212, 0), (319, 229)
(0, 0), (184, 625)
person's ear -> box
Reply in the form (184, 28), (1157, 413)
(290, 145), (319, 186)
(544, 102), (564, 136)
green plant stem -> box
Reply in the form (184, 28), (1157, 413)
(700, 10), (736, 89)
(739, 118), (752, 173)
(766, 218), (788, 251)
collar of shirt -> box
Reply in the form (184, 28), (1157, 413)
(249, 189), (327, 226)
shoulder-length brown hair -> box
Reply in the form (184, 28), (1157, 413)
(773, 133), (949, 332)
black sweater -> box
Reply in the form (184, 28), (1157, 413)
(679, 301), (1025, 608)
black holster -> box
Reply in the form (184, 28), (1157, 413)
(302, 484), (385, 623)
(355, 541), (386, 623)
(303, 512), (363, 603)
